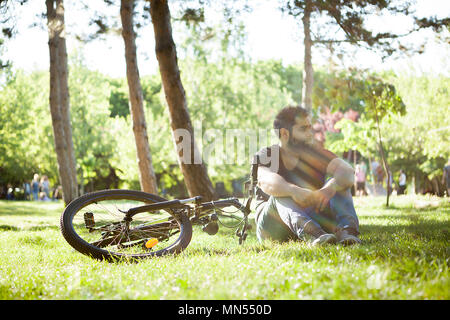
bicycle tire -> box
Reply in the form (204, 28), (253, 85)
(60, 189), (192, 261)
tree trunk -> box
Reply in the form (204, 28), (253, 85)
(55, 0), (78, 200)
(120, 0), (158, 194)
(46, 0), (75, 205)
(431, 177), (440, 196)
(302, 0), (314, 111)
(368, 156), (377, 196)
(374, 110), (391, 207)
(149, 0), (216, 201)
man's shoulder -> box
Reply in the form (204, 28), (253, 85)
(254, 144), (280, 159)
(306, 142), (338, 161)
(253, 145), (281, 172)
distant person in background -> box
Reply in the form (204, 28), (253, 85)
(376, 166), (385, 186)
(355, 164), (367, 197)
(360, 161), (367, 177)
(40, 175), (50, 198)
(443, 160), (450, 197)
(6, 184), (14, 200)
(398, 170), (407, 195)
(39, 192), (51, 201)
(31, 174), (40, 201)
(23, 181), (31, 200)
(52, 185), (63, 200)
(371, 160), (383, 185)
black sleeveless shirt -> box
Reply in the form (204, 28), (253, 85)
(254, 144), (337, 192)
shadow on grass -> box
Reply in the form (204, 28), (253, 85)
(362, 213), (438, 223)
(194, 210), (448, 253)
(187, 247), (234, 256)
(186, 245), (270, 258)
(0, 202), (63, 216)
(0, 225), (20, 231)
(0, 224), (60, 232)
(357, 198), (449, 212)
(360, 216), (450, 244)
(28, 225), (60, 231)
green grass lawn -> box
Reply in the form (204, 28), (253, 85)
(0, 195), (448, 300)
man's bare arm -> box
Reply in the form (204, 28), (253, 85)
(326, 158), (355, 191)
(308, 158), (355, 212)
(257, 166), (312, 207)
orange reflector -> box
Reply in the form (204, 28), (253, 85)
(145, 238), (158, 249)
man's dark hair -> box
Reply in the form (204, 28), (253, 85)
(273, 105), (309, 137)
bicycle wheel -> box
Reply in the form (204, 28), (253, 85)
(60, 189), (192, 261)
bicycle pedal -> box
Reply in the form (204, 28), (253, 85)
(84, 212), (95, 229)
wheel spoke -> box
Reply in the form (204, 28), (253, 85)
(61, 190), (192, 260)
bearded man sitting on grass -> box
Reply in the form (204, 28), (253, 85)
(254, 105), (361, 246)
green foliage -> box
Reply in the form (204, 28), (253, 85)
(313, 69), (366, 114)
(326, 117), (377, 159)
(382, 72), (450, 180)
(179, 56), (295, 183)
(108, 79), (129, 119)
(363, 77), (406, 122)
(173, 9), (305, 186)
(141, 75), (163, 114)
(0, 45), (447, 197)
(67, 55), (117, 188)
(106, 73), (179, 190)
(0, 70), (56, 186)
(325, 68), (449, 191)
(324, 71), (405, 158)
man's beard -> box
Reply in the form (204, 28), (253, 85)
(287, 135), (313, 152)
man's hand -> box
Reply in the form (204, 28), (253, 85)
(290, 185), (335, 210)
(289, 181), (337, 211)
(327, 158), (355, 191)
(290, 188), (314, 208)
(311, 185), (336, 212)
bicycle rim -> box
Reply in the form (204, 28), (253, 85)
(61, 190), (192, 261)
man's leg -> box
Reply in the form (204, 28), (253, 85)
(328, 188), (359, 233)
(302, 188), (360, 244)
(255, 197), (297, 243)
(255, 196), (337, 245)
(327, 188), (361, 244)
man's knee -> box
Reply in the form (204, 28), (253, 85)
(273, 196), (305, 212)
(335, 187), (353, 197)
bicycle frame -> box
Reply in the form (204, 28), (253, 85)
(125, 196), (248, 217)
(120, 161), (259, 244)
(122, 192), (255, 244)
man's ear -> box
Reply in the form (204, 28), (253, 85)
(280, 128), (289, 142)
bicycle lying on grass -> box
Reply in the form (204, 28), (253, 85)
(60, 164), (260, 262)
